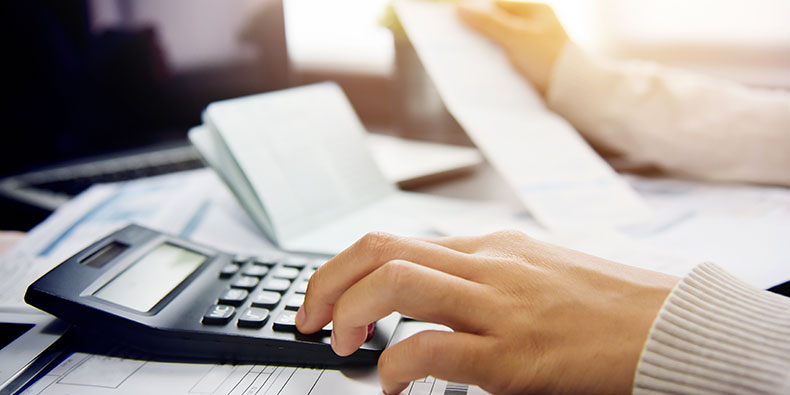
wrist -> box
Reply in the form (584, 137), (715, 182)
(539, 37), (570, 96)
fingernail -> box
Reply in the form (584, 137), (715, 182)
(366, 322), (376, 341)
(295, 306), (306, 328)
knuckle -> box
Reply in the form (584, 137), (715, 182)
(358, 232), (399, 260)
(491, 229), (529, 241)
(379, 260), (416, 292)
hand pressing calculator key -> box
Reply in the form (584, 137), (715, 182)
(25, 224), (400, 366)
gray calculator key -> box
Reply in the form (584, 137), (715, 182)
(202, 304), (235, 325)
(282, 256), (310, 268)
(294, 280), (309, 294)
(272, 267), (300, 280)
(238, 307), (270, 328)
(231, 276), (259, 290)
(218, 288), (249, 306)
(219, 264), (240, 279)
(242, 265), (269, 277)
(272, 311), (298, 332)
(253, 253), (282, 266)
(284, 294), (305, 310)
(251, 291), (281, 308)
(262, 278), (291, 293)
(232, 255), (252, 265)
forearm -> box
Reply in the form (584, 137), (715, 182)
(635, 263), (790, 394)
(546, 43), (790, 186)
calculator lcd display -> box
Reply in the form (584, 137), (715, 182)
(94, 243), (206, 312)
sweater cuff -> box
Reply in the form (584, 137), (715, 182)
(634, 262), (790, 394)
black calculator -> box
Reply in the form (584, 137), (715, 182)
(25, 224), (400, 366)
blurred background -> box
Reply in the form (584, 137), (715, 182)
(1, 0), (789, 230)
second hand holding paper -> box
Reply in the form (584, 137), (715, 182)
(394, 0), (652, 230)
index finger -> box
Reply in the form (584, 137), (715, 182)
(297, 232), (482, 334)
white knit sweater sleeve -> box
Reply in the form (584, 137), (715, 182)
(545, 43), (790, 186)
(633, 263), (790, 394)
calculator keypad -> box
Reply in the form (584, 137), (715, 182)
(207, 254), (330, 340)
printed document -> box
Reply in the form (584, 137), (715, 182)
(394, 0), (652, 230)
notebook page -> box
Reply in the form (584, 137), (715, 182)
(188, 125), (277, 242)
(204, 83), (395, 242)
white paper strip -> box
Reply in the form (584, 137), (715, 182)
(394, 0), (652, 230)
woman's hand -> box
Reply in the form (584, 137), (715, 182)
(457, 0), (569, 95)
(296, 231), (679, 394)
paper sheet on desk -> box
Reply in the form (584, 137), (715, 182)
(21, 321), (490, 395)
(394, 0), (652, 230)
(0, 168), (514, 308)
(432, 174), (790, 290)
(0, 170), (216, 310)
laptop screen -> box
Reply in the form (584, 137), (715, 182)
(2, 0), (280, 177)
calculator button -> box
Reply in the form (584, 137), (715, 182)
(272, 311), (298, 332)
(294, 280), (309, 294)
(202, 305), (235, 325)
(284, 294), (305, 310)
(253, 255), (281, 266)
(242, 265), (269, 277)
(219, 264), (240, 279)
(231, 276), (259, 290)
(282, 256), (310, 268)
(272, 267), (300, 280)
(250, 291), (281, 308)
(238, 307), (270, 328)
(218, 288), (249, 306)
(233, 255), (252, 265)
(262, 278), (291, 293)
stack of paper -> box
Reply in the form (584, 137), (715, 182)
(189, 82), (502, 255)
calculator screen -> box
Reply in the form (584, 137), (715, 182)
(94, 243), (206, 312)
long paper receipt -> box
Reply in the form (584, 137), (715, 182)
(394, 0), (652, 230)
